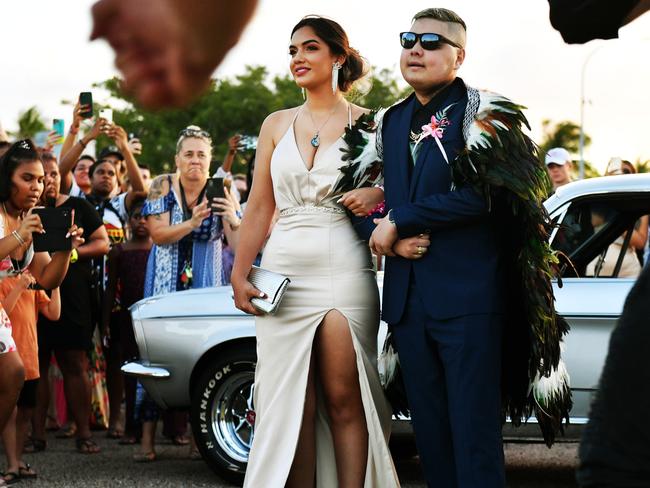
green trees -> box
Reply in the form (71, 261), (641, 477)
(15, 106), (48, 140)
(95, 65), (409, 175)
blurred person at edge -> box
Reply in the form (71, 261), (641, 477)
(134, 126), (241, 460)
(545, 147), (573, 192)
(101, 197), (151, 447)
(30, 155), (109, 455)
(90, 0), (259, 109)
(545, 2), (650, 487)
(0, 140), (82, 451)
(0, 272), (60, 484)
(549, 0), (650, 43)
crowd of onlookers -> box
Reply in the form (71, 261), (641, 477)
(0, 97), (254, 484)
(0, 100), (648, 484)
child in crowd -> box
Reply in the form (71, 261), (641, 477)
(101, 198), (152, 450)
(0, 271), (60, 484)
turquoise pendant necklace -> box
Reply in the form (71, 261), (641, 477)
(306, 99), (341, 148)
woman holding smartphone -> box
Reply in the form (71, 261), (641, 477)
(134, 126), (240, 460)
(0, 140), (83, 458)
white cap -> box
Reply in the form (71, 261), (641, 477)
(545, 147), (571, 166)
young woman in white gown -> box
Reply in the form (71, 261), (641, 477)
(232, 16), (425, 487)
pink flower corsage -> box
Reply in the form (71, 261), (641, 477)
(412, 103), (454, 148)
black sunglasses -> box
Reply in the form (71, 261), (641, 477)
(400, 32), (462, 50)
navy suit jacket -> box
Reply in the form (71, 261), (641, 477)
(358, 84), (505, 324)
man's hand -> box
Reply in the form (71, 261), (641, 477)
(90, 0), (258, 109)
(370, 214), (399, 256)
(393, 234), (430, 260)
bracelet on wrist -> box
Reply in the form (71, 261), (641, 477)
(70, 248), (79, 264)
(11, 230), (25, 246)
(79, 139), (87, 149)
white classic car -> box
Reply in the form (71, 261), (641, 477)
(123, 173), (650, 482)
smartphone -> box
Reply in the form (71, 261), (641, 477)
(79, 92), (93, 118)
(53, 119), (65, 144)
(98, 108), (113, 123)
(31, 207), (73, 253)
(205, 177), (226, 208)
(238, 135), (258, 151)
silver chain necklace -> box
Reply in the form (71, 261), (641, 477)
(305, 99), (342, 148)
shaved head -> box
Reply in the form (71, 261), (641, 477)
(412, 8), (467, 48)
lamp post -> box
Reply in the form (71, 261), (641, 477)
(579, 44), (605, 180)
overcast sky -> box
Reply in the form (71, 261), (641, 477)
(2, 0), (649, 171)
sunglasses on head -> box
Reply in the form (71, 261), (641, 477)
(178, 127), (211, 138)
(400, 32), (462, 50)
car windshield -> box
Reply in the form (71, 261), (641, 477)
(551, 196), (649, 278)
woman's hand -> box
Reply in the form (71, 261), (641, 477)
(43, 131), (60, 152)
(232, 275), (265, 316)
(393, 234), (431, 260)
(67, 224), (85, 249)
(189, 199), (211, 228)
(228, 134), (241, 153)
(212, 187), (241, 228)
(339, 187), (384, 217)
(87, 117), (105, 141)
(72, 101), (89, 132)
(17, 210), (43, 243)
(17, 271), (36, 290)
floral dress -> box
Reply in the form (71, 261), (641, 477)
(0, 214), (34, 355)
(142, 180), (225, 297)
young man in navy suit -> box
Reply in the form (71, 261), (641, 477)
(369, 8), (570, 488)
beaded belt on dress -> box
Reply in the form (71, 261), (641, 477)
(279, 205), (345, 217)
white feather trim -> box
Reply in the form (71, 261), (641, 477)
(466, 90), (517, 152)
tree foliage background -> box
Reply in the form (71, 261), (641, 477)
(7, 66), (648, 178)
(95, 65), (410, 175)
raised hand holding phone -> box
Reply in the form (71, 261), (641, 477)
(53, 119), (65, 145)
(79, 92), (93, 118)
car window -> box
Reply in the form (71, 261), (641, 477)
(552, 197), (647, 278)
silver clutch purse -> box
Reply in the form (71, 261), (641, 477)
(247, 266), (290, 314)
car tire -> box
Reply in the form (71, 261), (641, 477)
(190, 342), (256, 484)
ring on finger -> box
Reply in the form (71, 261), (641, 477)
(416, 246), (425, 255)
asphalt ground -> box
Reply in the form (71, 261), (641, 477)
(1, 430), (579, 487)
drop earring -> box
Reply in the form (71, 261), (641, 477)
(331, 61), (342, 94)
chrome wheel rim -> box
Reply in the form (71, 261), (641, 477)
(212, 370), (255, 463)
